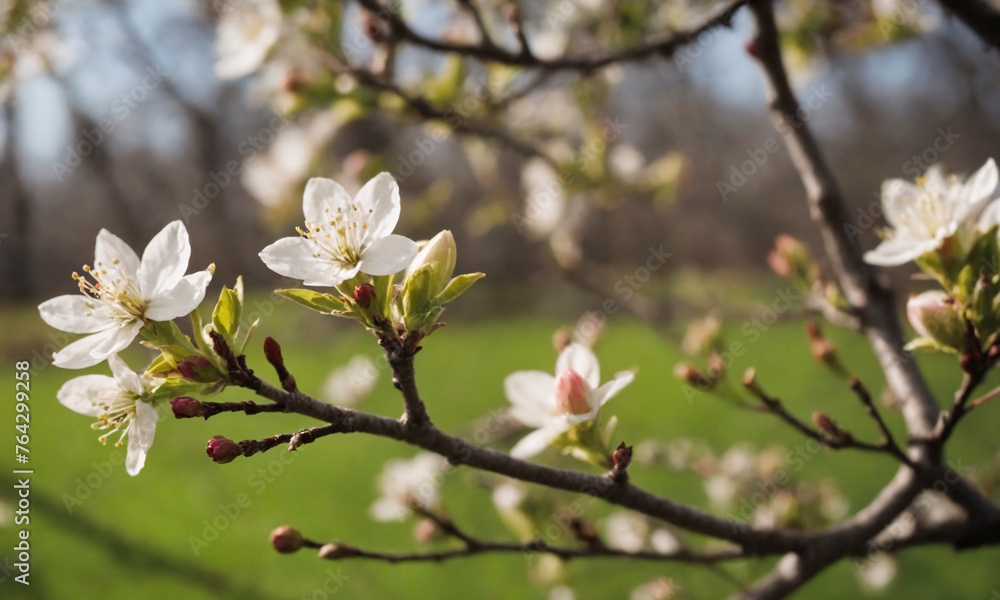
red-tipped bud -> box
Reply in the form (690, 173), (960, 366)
(354, 283), (376, 309)
(612, 442), (633, 471)
(171, 396), (205, 419)
(361, 11), (387, 44)
(263, 337), (284, 368)
(210, 330), (231, 357)
(270, 525), (303, 553)
(318, 542), (357, 560)
(745, 40), (758, 58)
(554, 368), (592, 416)
(206, 435), (241, 464)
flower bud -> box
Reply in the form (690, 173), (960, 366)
(413, 518), (441, 543)
(612, 442), (633, 471)
(263, 336), (284, 368)
(270, 526), (303, 553)
(805, 321), (843, 374)
(554, 369), (592, 416)
(906, 291), (966, 350)
(318, 542), (357, 560)
(405, 230), (457, 297)
(353, 283), (376, 309)
(171, 396), (205, 419)
(177, 355), (214, 380)
(812, 412), (840, 436)
(673, 363), (713, 389)
(206, 435), (241, 464)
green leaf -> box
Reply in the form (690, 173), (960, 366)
(276, 288), (348, 314)
(436, 272), (485, 305)
(402, 264), (435, 317)
(213, 279), (243, 341)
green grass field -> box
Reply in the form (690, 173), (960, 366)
(1, 297), (999, 599)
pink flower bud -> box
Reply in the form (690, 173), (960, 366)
(354, 284), (376, 309)
(612, 442), (633, 471)
(171, 396), (205, 419)
(554, 369), (592, 416)
(263, 337), (284, 368)
(318, 542), (357, 560)
(177, 355), (215, 380)
(270, 526), (303, 553)
(906, 291), (965, 350)
(206, 435), (241, 464)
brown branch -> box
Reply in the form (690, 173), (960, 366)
(848, 379), (913, 467)
(356, 0), (746, 71)
(236, 425), (344, 457)
(742, 371), (911, 464)
(935, 0), (1000, 51)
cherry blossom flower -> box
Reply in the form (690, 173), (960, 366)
(864, 158), (998, 266)
(259, 173), (419, 287)
(56, 354), (159, 476)
(369, 452), (449, 522)
(504, 343), (634, 459)
(38, 221), (213, 369)
(214, 0), (282, 79)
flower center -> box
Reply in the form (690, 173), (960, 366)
(300, 203), (374, 267)
(73, 259), (146, 322)
(554, 368), (592, 416)
(89, 391), (139, 448)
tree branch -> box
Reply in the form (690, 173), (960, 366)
(356, 0), (747, 71)
(935, 0), (1000, 51)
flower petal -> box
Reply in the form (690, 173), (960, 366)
(370, 497), (408, 522)
(57, 374), (119, 417)
(303, 177), (353, 227)
(510, 424), (569, 459)
(125, 400), (159, 476)
(555, 343), (600, 389)
(594, 370), (635, 407)
(504, 370), (556, 428)
(38, 295), (114, 334)
(259, 236), (360, 286)
(94, 229), (140, 282)
(879, 179), (923, 229)
(863, 236), (940, 267)
(108, 354), (144, 396)
(138, 221), (191, 301)
(91, 320), (143, 361)
(956, 158), (999, 219)
(357, 234), (418, 276)
(144, 270), (213, 321)
(353, 172), (401, 246)
(52, 326), (134, 369)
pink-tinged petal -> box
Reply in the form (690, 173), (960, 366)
(108, 354), (144, 396)
(90, 320), (143, 362)
(137, 221), (191, 301)
(57, 374), (119, 417)
(354, 172), (401, 246)
(504, 371), (556, 428)
(879, 179), (923, 230)
(863, 236), (939, 267)
(38, 295), (114, 334)
(144, 270), (213, 321)
(357, 234), (418, 276)
(52, 327), (130, 369)
(303, 177), (353, 226)
(260, 237), (361, 286)
(594, 370), (635, 408)
(555, 343), (600, 389)
(510, 424), (569, 459)
(94, 229), (140, 281)
(125, 400), (158, 476)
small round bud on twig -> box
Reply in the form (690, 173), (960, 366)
(674, 363), (712, 389)
(206, 435), (242, 464)
(811, 412), (840, 436)
(612, 442), (633, 472)
(742, 367), (757, 388)
(270, 526), (303, 553)
(354, 283), (376, 309)
(413, 519), (441, 543)
(171, 396), (205, 419)
(318, 542), (357, 560)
